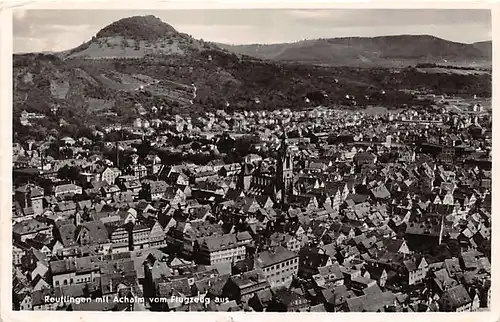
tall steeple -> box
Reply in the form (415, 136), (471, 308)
(276, 126), (293, 204)
(116, 141), (120, 168)
(279, 128), (288, 159)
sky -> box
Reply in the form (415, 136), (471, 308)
(13, 9), (492, 53)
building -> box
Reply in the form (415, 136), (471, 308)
(49, 258), (100, 287)
(53, 184), (83, 198)
(196, 233), (246, 266)
(14, 184), (44, 217)
(13, 219), (52, 242)
(100, 167), (122, 185)
(275, 133), (294, 202)
(223, 270), (270, 304)
(131, 224), (151, 250)
(254, 246), (299, 288)
(438, 285), (472, 312)
(144, 180), (169, 201)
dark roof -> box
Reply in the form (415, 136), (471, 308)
(405, 217), (442, 236)
(255, 246), (298, 268)
(15, 184), (44, 198)
(438, 285), (472, 310)
(371, 184), (391, 199)
(382, 238), (405, 253)
(13, 219), (50, 236)
(346, 290), (396, 312)
(78, 220), (109, 244)
(157, 277), (192, 297)
(57, 223), (77, 247)
(32, 287), (63, 306)
(230, 270), (268, 290)
(148, 180), (169, 194)
(200, 234), (239, 252)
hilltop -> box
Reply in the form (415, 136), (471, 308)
(96, 15), (178, 41)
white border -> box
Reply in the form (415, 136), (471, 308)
(0, 1), (498, 322)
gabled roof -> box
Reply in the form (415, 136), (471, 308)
(438, 285), (472, 310)
(58, 223), (77, 247)
(77, 220), (109, 244)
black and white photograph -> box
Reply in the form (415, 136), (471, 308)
(5, 4), (494, 315)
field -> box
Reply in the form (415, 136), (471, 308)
(415, 67), (490, 76)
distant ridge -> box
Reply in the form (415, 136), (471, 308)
(218, 35), (492, 67)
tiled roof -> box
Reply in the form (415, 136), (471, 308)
(255, 246), (298, 268)
(13, 219), (50, 235)
(439, 285), (472, 310)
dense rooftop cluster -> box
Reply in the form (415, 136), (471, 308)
(12, 92), (491, 312)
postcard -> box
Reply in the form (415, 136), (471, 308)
(0, 1), (497, 322)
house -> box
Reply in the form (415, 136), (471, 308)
(269, 232), (301, 253)
(382, 238), (411, 255)
(371, 184), (391, 200)
(349, 276), (378, 294)
(248, 288), (273, 311)
(188, 206), (213, 223)
(431, 268), (458, 293)
(313, 262), (344, 287)
(271, 288), (311, 312)
(32, 287), (64, 310)
(148, 221), (167, 247)
(15, 292), (33, 310)
(21, 247), (49, 276)
(101, 185), (121, 199)
(165, 172), (190, 186)
(165, 187), (187, 206)
(404, 256), (429, 285)
(53, 222), (78, 248)
(144, 180), (169, 201)
(31, 274), (51, 291)
(223, 270), (270, 304)
(75, 221), (111, 253)
(13, 243), (27, 266)
(345, 286), (396, 312)
(13, 219), (52, 242)
(354, 152), (376, 166)
(107, 224), (129, 246)
(405, 216), (444, 251)
(254, 246), (299, 288)
(196, 233), (246, 266)
(14, 184), (44, 217)
(364, 264), (389, 288)
(49, 257), (100, 287)
(100, 167), (122, 185)
(438, 285), (472, 312)
(235, 231), (253, 246)
(117, 176), (142, 197)
(54, 201), (77, 217)
(131, 224), (151, 250)
(53, 184), (82, 198)
(298, 247), (333, 278)
(129, 164), (148, 178)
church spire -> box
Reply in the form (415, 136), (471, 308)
(279, 126), (288, 159)
(116, 141), (120, 168)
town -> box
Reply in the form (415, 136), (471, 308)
(12, 92), (491, 312)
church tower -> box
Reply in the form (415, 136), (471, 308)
(238, 163), (254, 192)
(276, 131), (294, 202)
